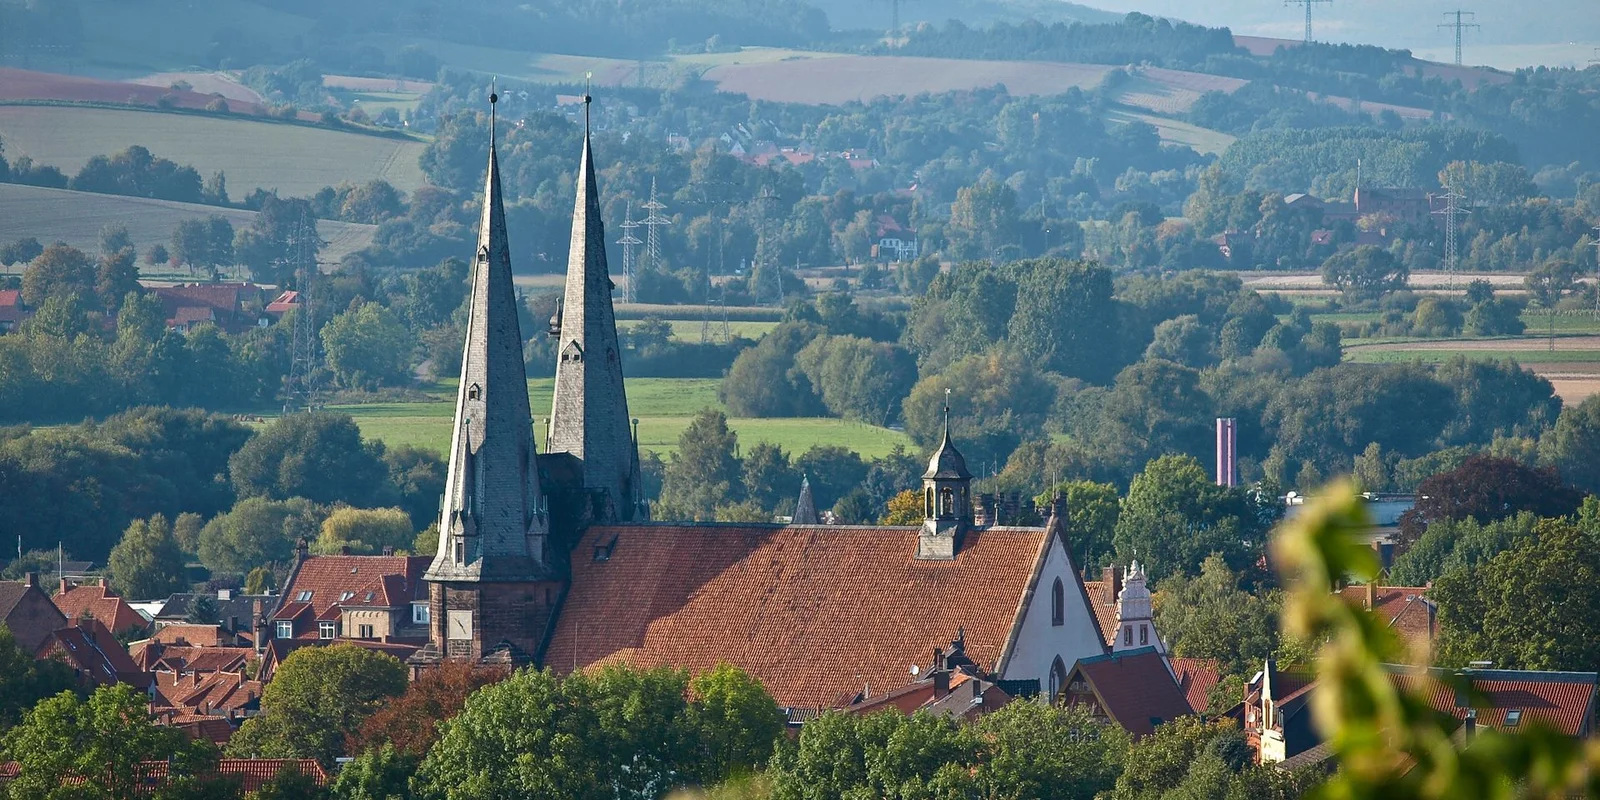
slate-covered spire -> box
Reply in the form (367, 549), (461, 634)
(793, 476), (819, 525)
(426, 85), (550, 584)
(547, 88), (642, 522)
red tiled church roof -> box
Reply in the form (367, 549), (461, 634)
(544, 524), (1050, 710)
(1082, 579), (1120, 646)
(1171, 657), (1223, 714)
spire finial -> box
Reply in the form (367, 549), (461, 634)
(942, 388), (952, 439)
(583, 71), (593, 137)
(488, 78), (498, 149)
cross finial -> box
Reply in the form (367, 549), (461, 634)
(942, 388), (952, 440)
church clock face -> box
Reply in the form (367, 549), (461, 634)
(447, 610), (474, 641)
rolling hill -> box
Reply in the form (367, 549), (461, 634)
(0, 183), (378, 264)
(0, 106), (428, 197)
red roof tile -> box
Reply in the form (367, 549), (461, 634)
(0, 290), (20, 307)
(279, 555), (428, 621)
(1171, 657), (1224, 714)
(53, 580), (147, 636)
(1391, 668), (1598, 737)
(544, 524), (1049, 710)
(1082, 579), (1119, 646)
(1065, 648), (1194, 738)
(37, 618), (149, 688)
(1337, 586), (1435, 653)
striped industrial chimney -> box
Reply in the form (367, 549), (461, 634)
(1215, 418), (1237, 487)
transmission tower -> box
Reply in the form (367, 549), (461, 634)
(640, 178), (670, 275)
(1432, 188), (1468, 281)
(616, 201), (642, 304)
(1285, 0), (1332, 44)
(750, 186), (782, 306)
(282, 212), (327, 413)
(1438, 11), (1479, 66)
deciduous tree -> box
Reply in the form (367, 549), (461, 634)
(228, 645), (408, 765)
(107, 514), (188, 601)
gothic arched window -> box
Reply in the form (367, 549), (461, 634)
(1051, 578), (1064, 627)
(939, 487), (954, 517)
(1049, 656), (1068, 702)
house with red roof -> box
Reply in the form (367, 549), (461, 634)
(53, 578), (148, 637)
(1061, 647), (1196, 738)
(0, 572), (68, 651)
(841, 632), (1020, 723)
(35, 617), (151, 690)
(0, 289), (31, 333)
(270, 552), (430, 644)
(0, 758), (328, 794)
(148, 282), (269, 334)
(1337, 584), (1436, 656)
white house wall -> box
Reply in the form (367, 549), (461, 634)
(1000, 533), (1107, 690)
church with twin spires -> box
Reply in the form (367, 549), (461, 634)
(409, 90), (1116, 713)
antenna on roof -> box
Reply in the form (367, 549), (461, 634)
(488, 78), (497, 149)
(583, 71), (593, 135)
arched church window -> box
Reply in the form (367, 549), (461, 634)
(1051, 579), (1064, 626)
(1140, 624), (1148, 646)
(925, 488), (934, 517)
(1049, 656), (1067, 702)
(467, 383), (481, 401)
(1123, 626), (1132, 646)
(939, 487), (954, 517)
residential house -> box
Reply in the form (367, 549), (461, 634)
(1060, 647), (1196, 738)
(1336, 584), (1436, 655)
(149, 283), (268, 334)
(871, 214), (919, 262)
(0, 572), (68, 651)
(154, 590), (274, 640)
(53, 578), (148, 637)
(271, 552), (430, 644)
(35, 617), (151, 690)
(0, 289), (31, 333)
(841, 632), (1022, 724)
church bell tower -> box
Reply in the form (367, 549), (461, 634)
(417, 86), (563, 667)
(919, 391), (973, 560)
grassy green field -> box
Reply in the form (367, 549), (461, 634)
(1345, 349), (1600, 365)
(616, 319), (778, 341)
(326, 378), (912, 459)
(0, 183), (378, 263)
(1102, 109), (1235, 155)
(0, 106), (428, 197)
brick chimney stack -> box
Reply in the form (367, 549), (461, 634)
(1102, 565), (1122, 600)
(23, 571), (37, 588)
(1365, 581), (1377, 610)
(973, 494), (995, 527)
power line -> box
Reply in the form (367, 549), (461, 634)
(616, 202), (642, 304)
(282, 211), (327, 413)
(1431, 187), (1468, 282)
(1284, 0), (1332, 44)
(1438, 10), (1479, 66)
(639, 178), (670, 279)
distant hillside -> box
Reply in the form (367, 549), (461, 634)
(810, 0), (1118, 31)
(1074, 0), (1600, 64)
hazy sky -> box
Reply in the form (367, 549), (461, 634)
(1075, 0), (1600, 67)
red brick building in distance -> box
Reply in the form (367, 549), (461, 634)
(0, 572), (68, 651)
(53, 578), (149, 638)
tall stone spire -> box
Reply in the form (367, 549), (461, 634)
(547, 86), (642, 522)
(793, 476), (819, 524)
(426, 83), (550, 586)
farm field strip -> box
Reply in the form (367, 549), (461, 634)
(616, 319), (778, 340)
(698, 54), (1113, 105)
(1102, 108), (1234, 155)
(0, 183), (378, 263)
(0, 106), (428, 196)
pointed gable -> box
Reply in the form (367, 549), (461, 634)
(426, 91), (551, 585)
(546, 97), (642, 523)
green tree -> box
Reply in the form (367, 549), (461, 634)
(332, 743), (416, 800)
(719, 322), (825, 418)
(740, 443), (797, 515)
(1034, 480), (1120, 566)
(1388, 512), (1539, 587)
(1144, 315), (1216, 368)
(1432, 516), (1600, 671)
(1113, 455), (1263, 581)
(228, 644), (408, 765)
(973, 702), (1127, 800)
(107, 513), (188, 601)
(0, 624), (74, 729)
(947, 175), (1021, 261)
(1524, 258), (1579, 346)
(315, 507), (414, 555)
(1152, 555), (1280, 676)
(902, 348), (1057, 472)
(197, 496), (326, 575)
(0, 684), (217, 800)
(235, 196), (319, 287)
(1538, 394), (1600, 494)
(21, 243), (95, 308)
(687, 663), (785, 783)
(0, 237), (43, 267)
(793, 335), (917, 426)
(229, 413), (392, 507)
(1320, 245), (1407, 301)
(658, 409), (743, 521)
(767, 710), (980, 799)
(321, 301), (415, 389)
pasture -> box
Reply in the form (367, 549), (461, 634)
(323, 377), (912, 459)
(1343, 332), (1600, 404)
(0, 183), (378, 264)
(1102, 109), (1235, 155)
(0, 106), (428, 197)
(698, 54), (1113, 104)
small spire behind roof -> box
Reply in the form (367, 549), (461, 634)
(793, 475), (819, 525)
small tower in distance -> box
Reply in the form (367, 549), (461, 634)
(1113, 561), (1164, 654)
(793, 475), (819, 525)
(919, 389), (972, 560)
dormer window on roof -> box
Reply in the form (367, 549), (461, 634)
(295, 590), (312, 602)
(339, 591), (355, 602)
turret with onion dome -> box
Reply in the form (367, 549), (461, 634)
(918, 390), (973, 560)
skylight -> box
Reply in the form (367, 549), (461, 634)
(1504, 709), (1522, 727)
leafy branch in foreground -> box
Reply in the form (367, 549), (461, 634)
(1273, 480), (1600, 799)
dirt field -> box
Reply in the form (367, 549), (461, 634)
(0, 67), (278, 114)
(127, 71), (265, 104)
(1112, 68), (1248, 115)
(1244, 272), (1532, 292)
(0, 183), (378, 265)
(321, 75), (435, 93)
(1349, 336), (1600, 353)
(700, 55), (1113, 104)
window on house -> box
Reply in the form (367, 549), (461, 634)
(1049, 656), (1067, 702)
(275, 621), (293, 639)
(295, 590), (312, 602)
(319, 622), (336, 639)
(357, 624), (374, 639)
(412, 603), (430, 624)
(453, 538), (465, 565)
(468, 384), (481, 401)
(1505, 709), (1522, 727)
(1123, 626), (1132, 646)
(1140, 624), (1148, 646)
(339, 591), (354, 602)
(1051, 579), (1064, 627)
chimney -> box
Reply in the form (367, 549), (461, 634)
(973, 494), (995, 527)
(932, 668), (951, 699)
(23, 571), (37, 588)
(217, 588), (231, 601)
(295, 538), (309, 564)
(1102, 566), (1122, 600)
(1215, 418), (1237, 487)
(59, 577), (71, 594)
(1364, 582), (1376, 610)
(381, 545), (395, 556)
